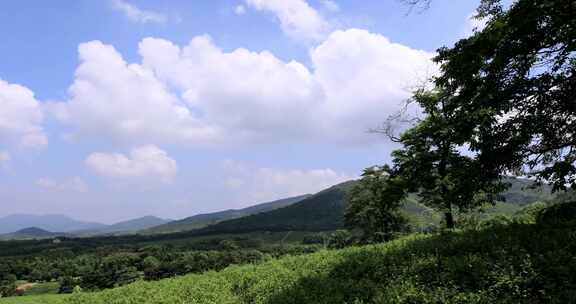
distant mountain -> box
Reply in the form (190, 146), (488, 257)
(87, 216), (172, 235)
(0, 227), (65, 240)
(0, 214), (106, 234)
(144, 194), (312, 234)
(197, 177), (553, 235)
(501, 176), (553, 205)
(198, 181), (355, 234)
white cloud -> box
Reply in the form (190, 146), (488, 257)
(54, 40), (221, 146)
(36, 177), (88, 193)
(235, 5), (246, 15)
(141, 30), (433, 145)
(51, 29), (433, 148)
(222, 160), (355, 202)
(0, 79), (47, 149)
(244, 0), (331, 42)
(321, 0), (339, 12)
(85, 145), (177, 184)
(111, 0), (168, 24)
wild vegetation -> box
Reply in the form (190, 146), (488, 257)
(2, 202), (574, 304)
(0, 0), (574, 302)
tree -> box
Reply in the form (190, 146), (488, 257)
(345, 166), (409, 241)
(434, 0), (576, 191)
(0, 265), (16, 298)
(385, 89), (505, 229)
(58, 276), (77, 294)
(327, 230), (354, 249)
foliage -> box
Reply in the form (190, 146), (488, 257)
(0, 269), (16, 298)
(536, 201), (576, 227)
(14, 215), (574, 304)
(385, 89), (506, 228)
(434, 0), (576, 191)
(0, 294), (69, 304)
(326, 230), (353, 249)
(345, 166), (410, 241)
(58, 277), (76, 294)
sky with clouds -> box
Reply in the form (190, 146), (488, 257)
(0, 0), (486, 223)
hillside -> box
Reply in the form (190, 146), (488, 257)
(16, 215), (575, 304)
(198, 181), (355, 234)
(144, 194), (311, 234)
(0, 227), (64, 240)
(0, 214), (105, 234)
(76, 216), (172, 235)
(196, 178), (551, 235)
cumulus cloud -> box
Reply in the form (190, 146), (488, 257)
(85, 145), (177, 184)
(51, 28), (433, 147)
(36, 176), (88, 193)
(111, 0), (168, 24)
(221, 160), (356, 202)
(244, 0), (331, 42)
(0, 79), (47, 149)
(141, 29), (434, 144)
(54, 40), (221, 146)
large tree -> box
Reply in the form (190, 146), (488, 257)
(386, 89), (505, 229)
(435, 0), (576, 190)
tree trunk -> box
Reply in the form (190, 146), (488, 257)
(438, 139), (454, 229)
(444, 209), (454, 229)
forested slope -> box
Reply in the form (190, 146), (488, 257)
(37, 206), (575, 304)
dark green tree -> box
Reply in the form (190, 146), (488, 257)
(58, 276), (77, 294)
(386, 89), (505, 229)
(0, 264), (16, 298)
(434, 0), (576, 191)
(345, 166), (409, 241)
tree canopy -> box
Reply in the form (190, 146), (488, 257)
(388, 89), (505, 228)
(435, 0), (576, 190)
(345, 166), (409, 241)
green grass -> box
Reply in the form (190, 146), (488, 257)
(26, 221), (574, 304)
(0, 294), (69, 304)
(22, 281), (60, 296)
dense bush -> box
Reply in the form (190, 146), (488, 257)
(56, 219), (576, 304)
(537, 201), (576, 227)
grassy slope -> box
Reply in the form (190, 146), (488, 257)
(22, 221), (574, 304)
(0, 294), (68, 304)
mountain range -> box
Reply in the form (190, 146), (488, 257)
(193, 177), (553, 235)
(0, 177), (554, 240)
(144, 194), (312, 234)
(0, 214), (171, 238)
(0, 214), (105, 234)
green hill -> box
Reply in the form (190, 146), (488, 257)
(16, 211), (574, 304)
(143, 195), (312, 234)
(196, 178), (551, 235)
(0, 227), (65, 240)
(94, 216), (173, 235)
(198, 181), (356, 234)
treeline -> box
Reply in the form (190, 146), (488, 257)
(0, 238), (319, 297)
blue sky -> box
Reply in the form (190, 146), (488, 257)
(0, 0), (484, 223)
